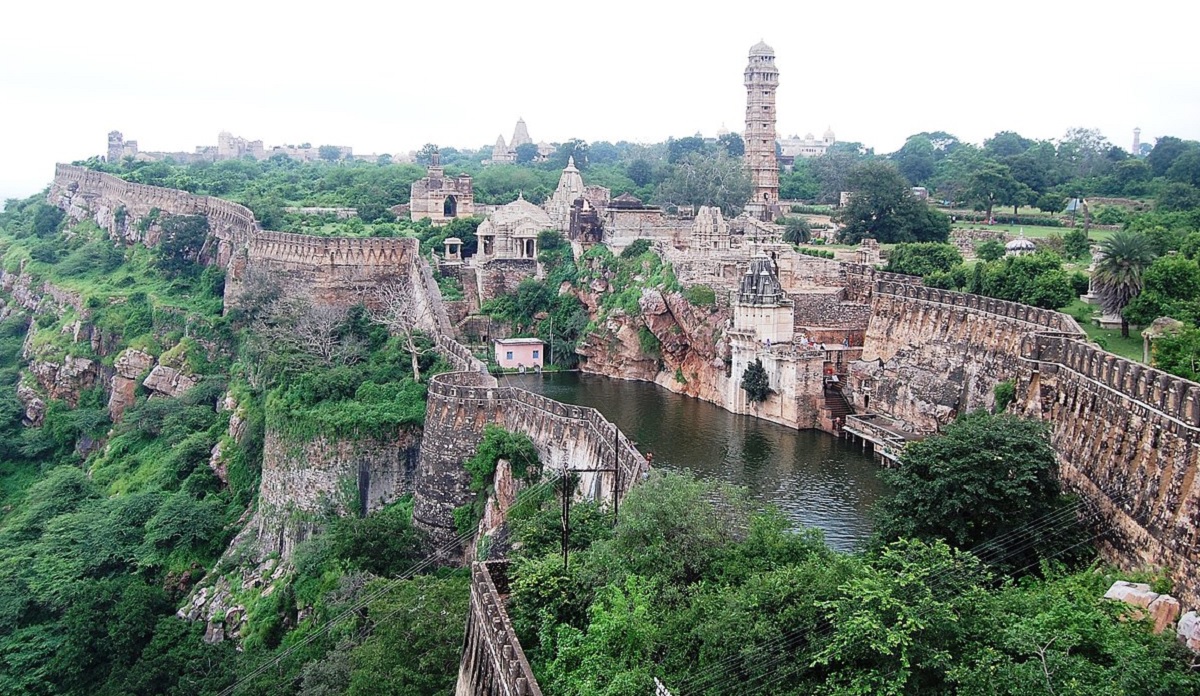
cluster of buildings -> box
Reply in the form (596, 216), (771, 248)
(105, 131), (397, 165)
(487, 118), (555, 165)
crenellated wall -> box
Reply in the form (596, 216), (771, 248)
(852, 278), (1200, 605)
(455, 561), (543, 696)
(1018, 333), (1200, 606)
(412, 362), (649, 552)
(48, 164), (429, 312)
(853, 282), (1081, 432)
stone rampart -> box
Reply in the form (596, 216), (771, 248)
(413, 366), (649, 551)
(855, 279), (1200, 605)
(1019, 333), (1200, 605)
(455, 561), (542, 696)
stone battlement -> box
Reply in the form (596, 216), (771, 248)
(853, 276), (1200, 606)
(455, 561), (542, 696)
(414, 364), (649, 550)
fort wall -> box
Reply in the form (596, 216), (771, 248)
(412, 364), (649, 551)
(854, 279), (1200, 605)
(455, 561), (542, 696)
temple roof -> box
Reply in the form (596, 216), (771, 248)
(749, 40), (774, 56)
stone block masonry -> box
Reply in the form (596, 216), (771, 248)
(412, 362), (649, 552)
(455, 561), (542, 696)
(854, 278), (1200, 606)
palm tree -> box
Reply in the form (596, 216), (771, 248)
(1093, 230), (1157, 338)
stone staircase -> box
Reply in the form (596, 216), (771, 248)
(822, 385), (853, 431)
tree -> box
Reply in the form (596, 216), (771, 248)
(1121, 255), (1200, 327)
(1156, 182), (1200, 212)
(892, 135), (937, 186)
(1151, 327), (1200, 381)
(717, 132), (744, 158)
(780, 216), (811, 244)
(1035, 192), (1066, 214)
(741, 358), (770, 402)
(318, 145), (343, 162)
(626, 159), (654, 187)
(975, 239), (1005, 262)
(874, 412), (1083, 575)
(1062, 227), (1091, 260)
(369, 281), (440, 382)
(156, 214), (209, 277)
(835, 161), (950, 244)
(653, 151), (751, 217)
(1166, 148), (1200, 187)
(984, 131), (1035, 158)
(1147, 136), (1197, 177)
(548, 139), (589, 170)
(667, 136), (708, 164)
(1093, 230), (1158, 338)
(964, 162), (1019, 221)
(416, 144), (439, 166)
(514, 142), (539, 165)
(811, 145), (867, 204)
(885, 243), (962, 277)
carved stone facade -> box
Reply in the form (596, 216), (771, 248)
(743, 41), (780, 220)
(410, 154), (475, 225)
(475, 196), (550, 261)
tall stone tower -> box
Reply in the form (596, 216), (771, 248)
(107, 131), (124, 163)
(744, 41), (780, 220)
(1132, 127), (1142, 156)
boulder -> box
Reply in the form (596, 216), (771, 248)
(1103, 581), (1158, 608)
(142, 364), (199, 398)
(108, 348), (154, 421)
(16, 382), (46, 426)
(1178, 611), (1200, 653)
(1147, 594), (1182, 634)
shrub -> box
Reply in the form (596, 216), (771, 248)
(684, 284), (716, 307)
(620, 238), (652, 259)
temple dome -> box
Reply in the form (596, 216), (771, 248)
(749, 40), (774, 56)
(1005, 235), (1036, 255)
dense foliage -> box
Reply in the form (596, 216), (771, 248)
(505, 471), (1198, 695)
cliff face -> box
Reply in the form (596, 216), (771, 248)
(577, 287), (732, 404)
(251, 426), (422, 560)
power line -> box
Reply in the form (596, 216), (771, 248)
(668, 495), (1110, 695)
(218, 471), (565, 696)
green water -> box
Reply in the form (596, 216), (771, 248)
(508, 372), (889, 551)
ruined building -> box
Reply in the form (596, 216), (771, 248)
(475, 195), (550, 261)
(743, 41), (781, 220)
(410, 153), (475, 225)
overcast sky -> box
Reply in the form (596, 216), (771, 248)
(3, 0), (1198, 204)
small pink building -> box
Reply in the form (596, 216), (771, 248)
(494, 338), (545, 369)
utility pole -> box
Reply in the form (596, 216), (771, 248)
(560, 467), (571, 571)
(612, 425), (620, 519)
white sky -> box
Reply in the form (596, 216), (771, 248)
(3, 0), (1198, 204)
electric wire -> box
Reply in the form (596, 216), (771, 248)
(218, 471), (565, 695)
(668, 494), (1114, 695)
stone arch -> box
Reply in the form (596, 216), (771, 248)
(443, 195), (457, 218)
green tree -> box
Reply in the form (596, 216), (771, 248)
(666, 136), (708, 164)
(626, 159), (653, 187)
(874, 412), (1084, 575)
(836, 161), (950, 244)
(415, 144), (438, 165)
(653, 151), (751, 217)
(975, 239), (1005, 262)
(780, 216), (811, 244)
(318, 145), (343, 162)
(1093, 229), (1158, 337)
(891, 135), (937, 186)
(885, 243), (962, 277)
(156, 214), (210, 277)
(1062, 227), (1091, 260)
(1121, 255), (1200, 327)
(1147, 136), (1197, 177)
(741, 358), (771, 402)
(1034, 192), (1065, 214)
(964, 162), (1019, 221)
(1152, 327), (1200, 381)
(515, 142), (540, 165)
(717, 132), (744, 158)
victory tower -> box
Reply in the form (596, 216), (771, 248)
(744, 41), (780, 220)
